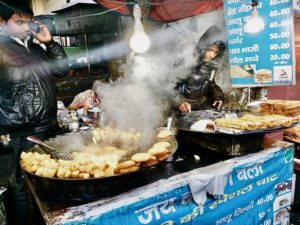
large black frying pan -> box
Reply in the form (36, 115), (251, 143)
(22, 131), (177, 203)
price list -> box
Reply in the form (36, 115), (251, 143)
(224, 0), (295, 87)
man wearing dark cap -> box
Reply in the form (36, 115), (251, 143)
(175, 40), (226, 113)
(0, 1), (69, 224)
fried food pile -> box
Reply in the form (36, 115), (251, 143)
(20, 127), (173, 179)
(20, 151), (122, 179)
(215, 114), (295, 131)
(261, 100), (300, 117)
(92, 127), (141, 150)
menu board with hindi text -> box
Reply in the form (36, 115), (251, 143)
(224, 0), (295, 87)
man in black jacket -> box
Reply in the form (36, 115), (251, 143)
(0, 1), (69, 224)
(175, 41), (226, 113)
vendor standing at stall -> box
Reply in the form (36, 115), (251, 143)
(174, 40), (226, 113)
(0, 1), (69, 224)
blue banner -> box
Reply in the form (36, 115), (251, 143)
(223, 0), (295, 87)
(61, 146), (294, 225)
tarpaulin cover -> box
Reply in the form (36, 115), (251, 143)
(93, 0), (224, 22)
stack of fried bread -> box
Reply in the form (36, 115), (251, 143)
(214, 118), (257, 130)
(260, 100), (282, 114)
(215, 114), (294, 131)
(284, 126), (300, 143)
(240, 114), (293, 128)
(107, 141), (171, 174)
(273, 101), (300, 117)
(261, 100), (300, 117)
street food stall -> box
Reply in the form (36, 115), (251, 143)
(20, 97), (300, 224)
(19, 0), (299, 224)
(1, 0), (299, 224)
(23, 137), (294, 225)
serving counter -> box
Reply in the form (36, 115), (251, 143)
(25, 138), (295, 225)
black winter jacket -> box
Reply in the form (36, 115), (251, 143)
(0, 34), (69, 135)
(175, 60), (224, 110)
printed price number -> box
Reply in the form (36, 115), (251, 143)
(260, 219), (272, 225)
(269, 42), (290, 50)
(270, 53), (290, 61)
(257, 194), (274, 205)
(269, 8), (291, 17)
(269, 20), (290, 28)
(270, 31), (290, 39)
(269, 0), (290, 6)
(258, 212), (266, 220)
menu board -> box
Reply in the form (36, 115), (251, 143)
(224, 0), (295, 87)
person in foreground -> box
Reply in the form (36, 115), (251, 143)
(175, 40), (226, 113)
(0, 1), (69, 224)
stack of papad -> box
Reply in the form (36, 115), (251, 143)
(261, 100), (300, 117)
(260, 100), (283, 115)
(273, 101), (300, 117)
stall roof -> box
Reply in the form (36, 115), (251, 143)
(93, 0), (224, 22)
(52, 0), (97, 13)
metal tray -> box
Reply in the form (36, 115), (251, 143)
(176, 110), (299, 136)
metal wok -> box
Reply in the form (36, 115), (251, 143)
(22, 131), (178, 203)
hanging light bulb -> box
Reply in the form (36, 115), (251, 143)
(244, 0), (265, 33)
(129, 4), (151, 53)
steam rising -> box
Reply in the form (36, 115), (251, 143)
(92, 10), (227, 146)
(44, 10), (228, 149)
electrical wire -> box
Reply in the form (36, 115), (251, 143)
(55, 3), (128, 22)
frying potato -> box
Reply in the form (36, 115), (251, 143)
(91, 169), (104, 178)
(57, 167), (66, 178)
(71, 170), (80, 178)
(64, 170), (72, 178)
(104, 166), (115, 177)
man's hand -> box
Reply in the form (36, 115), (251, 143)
(179, 101), (191, 113)
(212, 100), (223, 110)
(31, 22), (53, 43)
